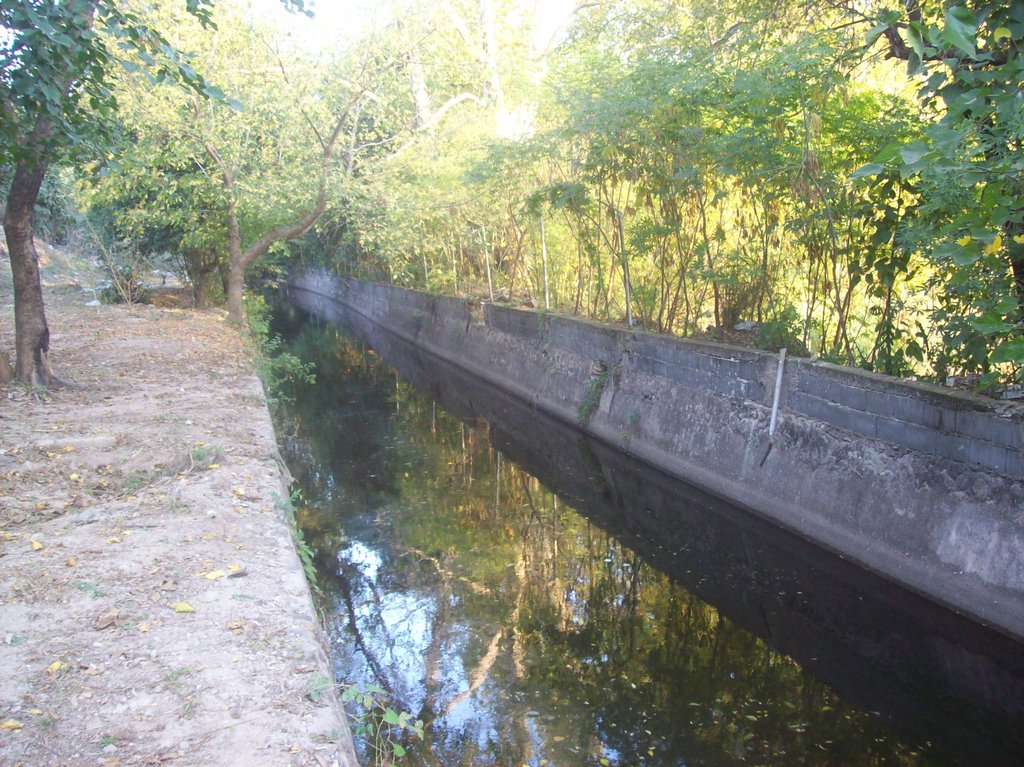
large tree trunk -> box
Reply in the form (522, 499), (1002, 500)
(4, 138), (56, 386)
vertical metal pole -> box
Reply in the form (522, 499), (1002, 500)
(760, 347), (787, 467)
(769, 347), (787, 439)
(540, 214), (550, 310)
(482, 225), (494, 303)
(616, 209), (632, 327)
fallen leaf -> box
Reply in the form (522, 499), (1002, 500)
(69, 473), (80, 482)
(65, 557), (77, 567)
(202, 533), (216, 541)
(137, 622), (150, 633)
(94, 610), (120, 630)
(35, 501), (48, 511)
(173, 602), (195, 613)
(63, 445), (75, 453)
(28, 709), (43, 716)
(0, 719), (23, 731)
(107, 537), (121, 544)
(208, 463), (221, 469)
(31, 540), (43, 551)
(232, 486), (246, 496)
(227, 620), (245, 634)
(46, 660), (68, 676)
(201, 570), (225, 580)
(228, 564), (240, 572)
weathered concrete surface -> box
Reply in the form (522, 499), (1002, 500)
(288, 271), (1024, 641)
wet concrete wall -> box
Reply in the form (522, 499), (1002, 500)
(287, 271), (1024, 640)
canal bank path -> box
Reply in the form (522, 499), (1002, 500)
(0, 277), (357, 766)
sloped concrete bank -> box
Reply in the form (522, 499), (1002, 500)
(288, 270), (1024, 640)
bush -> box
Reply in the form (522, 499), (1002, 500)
(756, 306), (809, 356)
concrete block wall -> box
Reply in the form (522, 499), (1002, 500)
(787, 360), (1024, 478)
(311, 273), (1024, 481)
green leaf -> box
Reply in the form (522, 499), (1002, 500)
(393, 743), (407, 757)
(994, 26), (1012, 42)
(971, 316), (1015, 335)
(943, 7), (978, 57)
(866, 22), (890, 46)
(899, 141), (930, 165)
(383, 708), (401, 726)
(990, 338), (1024, 364)
(850, 162), (885, 180)
(905, 23), (926, 60)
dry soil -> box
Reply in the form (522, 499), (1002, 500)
(0, 247), (357, 767)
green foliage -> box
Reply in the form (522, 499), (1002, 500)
(755, 307), (808, 356)
(25, 0), (1021, 394)
(857, 3), (1024, 386)
(0, 0), (223, 168)
(341, 683), (424, 763)
(305, 672), (333, 702)
(245, 295), (316, 408)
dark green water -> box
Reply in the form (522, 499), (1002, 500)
(273, 308), (1024, 767)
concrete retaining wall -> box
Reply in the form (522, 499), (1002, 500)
(287, 270), (1024, 640)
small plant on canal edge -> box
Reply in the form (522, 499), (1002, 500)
(245, 294), (315, 410)
(341, 683), (425, 763)
(274, 488), (321, 599)
(577, 365), (610, 427)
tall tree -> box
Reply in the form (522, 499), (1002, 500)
(0, 0), (306, 384)
(0, 0), (222, 384)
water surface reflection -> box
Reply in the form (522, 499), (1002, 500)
(276, 307), (1023, 767)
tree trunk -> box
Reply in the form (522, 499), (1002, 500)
(224, 180), (246, 323)
(4, 143), (55, 386)
(3, 1), (97, 388)
(0, 349), (13, 384)
(407, 43), (432, 129)
(207, 97), (354, 324)
(192, 272), (208, 309)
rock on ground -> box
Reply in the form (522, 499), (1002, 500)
(0, 282), (357, 767)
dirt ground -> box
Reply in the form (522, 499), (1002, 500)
(0, 247), (357, 766)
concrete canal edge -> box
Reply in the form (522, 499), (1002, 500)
(289, 270), (1024, 641)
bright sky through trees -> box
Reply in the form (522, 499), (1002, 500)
(248, 0), (576, 54)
